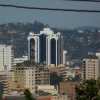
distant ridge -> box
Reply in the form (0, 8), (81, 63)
(0, 21), (100, 59)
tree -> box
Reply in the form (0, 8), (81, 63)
(50, 72), (63, 92)
(50, 72), (63, 86)
(76, 79), (100, 100)
(24, 89), (36, 100)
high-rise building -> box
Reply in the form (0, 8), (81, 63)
(82, 55), (99, 80)
(28, 28), (63, 66)
(0, 45), (13, 71)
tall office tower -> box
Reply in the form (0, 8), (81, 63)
(0, 45), (13, 71)
(82, 55), (99, 80)
(28, 28), (63, 65)
(27, 32), (39, 63)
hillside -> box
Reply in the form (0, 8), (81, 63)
(0, 21), (100, 59)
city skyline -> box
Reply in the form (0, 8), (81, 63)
(0, 1), (100, 99)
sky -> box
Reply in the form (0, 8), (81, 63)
(0, 0), (100, 29)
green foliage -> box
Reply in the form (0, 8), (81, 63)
(24, 89), (36, 100)
(76, 79), (100, 100)
(0, 92), (3, 100)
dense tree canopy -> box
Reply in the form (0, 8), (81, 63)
(76, 79), (100, 100)
(24, 89), (36, 100)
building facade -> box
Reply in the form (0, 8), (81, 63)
(82, 55), (99, 80)
(8, 66), (36, 94)
(0, 45), (13, 71)
(28, 28), (63, 66)
(8, 63), (50, 94)
(35, 66), (50, 85)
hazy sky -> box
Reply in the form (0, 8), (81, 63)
(0, 0), (100, 29)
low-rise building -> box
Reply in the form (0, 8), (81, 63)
(37, 85), (58, 95)
(13, 56), (28, 65)
(59, 81), (78, 100)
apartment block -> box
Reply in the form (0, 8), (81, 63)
(7, 62), (50, 94)
(82, 55), (99, 80)
(8, 66), (35, 94)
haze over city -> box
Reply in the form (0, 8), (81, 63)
(0, 0), (100, 28)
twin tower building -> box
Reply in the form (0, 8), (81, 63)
(28, 28), (65, 66)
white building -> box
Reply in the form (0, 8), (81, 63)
(13, 56), (28, 65)
(0, 45), (13, 71)
(28, 28), (63, 66)
(63, 67), (76, 80)
(63, 50), (67, 65)
(96, 52), (100, 59)
(37, 85), (58, 95)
